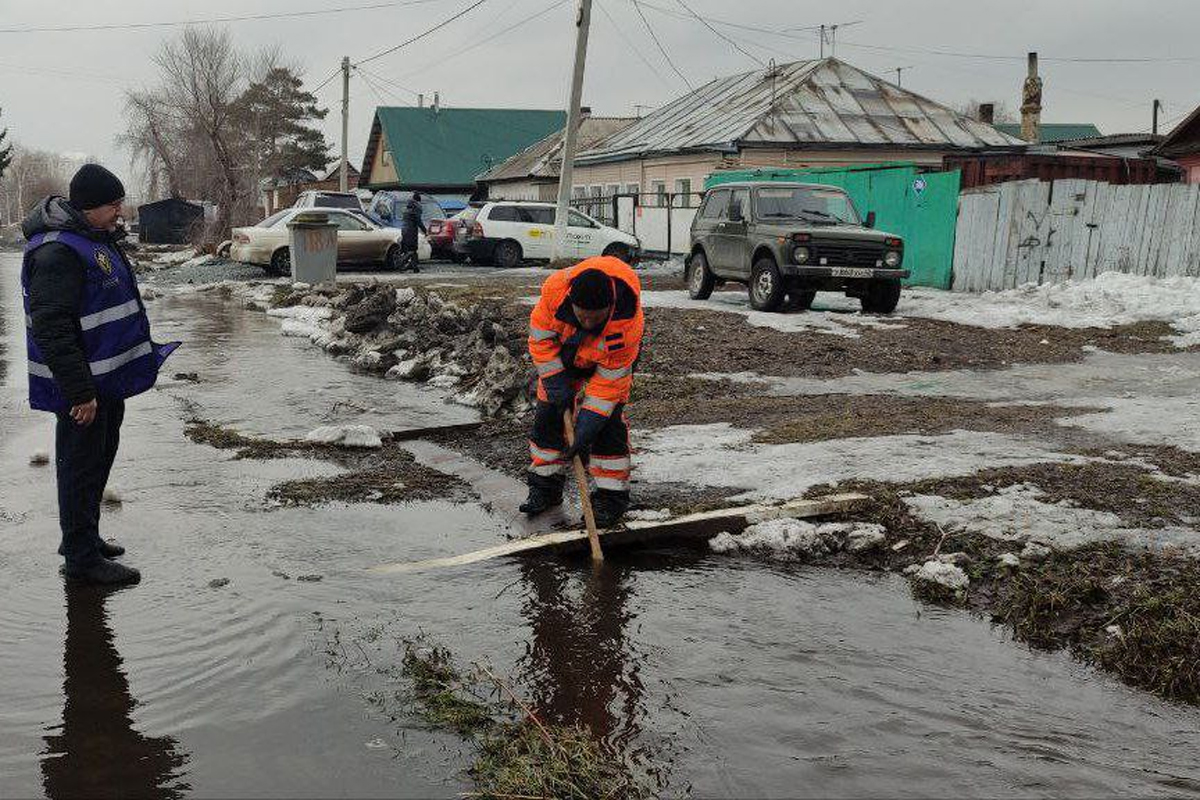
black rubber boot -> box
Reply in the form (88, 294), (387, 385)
(590, 490), (630, 528)
(519, 477), (564, 516)
(59, 539), (124, 558)
(62, 558), (140, 587)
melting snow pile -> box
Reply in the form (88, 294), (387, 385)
(901, 272), (1200, 346)
(305, 424), (383, 448)
(258, 283), (530, 417)
(709, 518), (886, 560)
(905, 483), (1200, 555)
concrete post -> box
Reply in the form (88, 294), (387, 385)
(1020, 52), (1043, 144)
(552, 0), (593, 263)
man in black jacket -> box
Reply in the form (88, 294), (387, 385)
(399, 193), (426, 272)
(23, 164), (150, 586)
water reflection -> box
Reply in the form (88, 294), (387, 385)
(516, 560), (644, 746)
(41, 585), (189, 800)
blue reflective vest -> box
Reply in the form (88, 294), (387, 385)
(21, 230), (178, 413)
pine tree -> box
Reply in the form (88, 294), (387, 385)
(235, 67), (331, 179)
(0, 107), (13, 183)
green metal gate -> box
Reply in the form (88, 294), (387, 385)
(706, 163), (961, 289)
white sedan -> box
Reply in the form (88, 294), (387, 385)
(230, 207), (431, 275)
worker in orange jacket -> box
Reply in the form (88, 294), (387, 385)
(520, 257), (643, 527)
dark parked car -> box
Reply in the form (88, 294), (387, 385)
(686, 182), (909, 313)
(364, 191), (452, 258)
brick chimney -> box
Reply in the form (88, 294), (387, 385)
(1020, 52), (1043, 143)
(978, 102), (995, 125)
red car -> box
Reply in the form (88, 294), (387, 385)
(426, 216), (467, 262)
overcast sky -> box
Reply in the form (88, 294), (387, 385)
(2, 0), (1198, 191)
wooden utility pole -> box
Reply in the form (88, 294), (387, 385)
(340, 56), (350, 192)
(552, 0), (593, 263)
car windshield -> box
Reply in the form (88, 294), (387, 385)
(754, 187), (860, 225)
(316, 194), (361, 209)
(259, 210), (291, 228)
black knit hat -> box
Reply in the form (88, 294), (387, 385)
(69, 163), (125, 211)
(568, 268), (614, 310)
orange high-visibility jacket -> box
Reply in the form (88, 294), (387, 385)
(528, 256), (643, 418)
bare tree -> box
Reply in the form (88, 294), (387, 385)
(0, 145), (75, 224)
(958, 99), (1018, 125)
(119, 89), (185, 200)
(152, 27), (248, 235)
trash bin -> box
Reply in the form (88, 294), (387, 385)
(286, 212), (338, 284)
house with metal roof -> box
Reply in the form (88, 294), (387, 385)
(476, 115), (637, 201)
(358, 105), (566, 197)
(567, 57), (1022, 206)
(1153, 106), (1200, 183)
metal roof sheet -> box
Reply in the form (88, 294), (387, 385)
(476, 117), (637, 183)
(578, 58), (1021, 164)
(368, 106), (566, 187)
(994, 123), (1102, 143)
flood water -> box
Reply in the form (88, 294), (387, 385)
(3, 252), (1200, 798)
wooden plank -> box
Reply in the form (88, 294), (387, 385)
(1011, 180), (1049, 287)
(1184, 186), (1200, 277)
(388, 421), (485, 442)
(370, 493), (871, 574)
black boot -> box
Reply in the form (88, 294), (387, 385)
(590, 490), (630, 528)
(59, 539), (125, 558)
(62, 558), (140, 586)
(519, 478), (563, 516)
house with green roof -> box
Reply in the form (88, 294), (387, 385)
(994, 123), (1102, 144)
(358, 105), (565, 196)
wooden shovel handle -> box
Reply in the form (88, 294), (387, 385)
(563, 407), (604, 562)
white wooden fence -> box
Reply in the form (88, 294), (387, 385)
(952, 179), (1200, 292)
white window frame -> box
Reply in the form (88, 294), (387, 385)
(652, 180), (666, 207)
(674, 178), (692, 207)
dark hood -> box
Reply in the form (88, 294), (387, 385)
(21, 196), (96, 241)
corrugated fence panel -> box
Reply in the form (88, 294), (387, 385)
(952, 178), (1200, 291)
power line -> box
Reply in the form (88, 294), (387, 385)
(0, 0), (440, 34)
(671, 0), (764, 67)
(310, 67), (344, 94)
(595, 0), (679, 92)
(355, 0), (491, 67)
(837, 38), (1200, 64)
(631, 0), (693, 90)
(391, 0), (570, 82)
(355, 66), (422, 99)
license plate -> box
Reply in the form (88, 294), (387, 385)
(830, 267), (873, 278)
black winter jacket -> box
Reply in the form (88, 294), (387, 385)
(20, 197), (133, 407)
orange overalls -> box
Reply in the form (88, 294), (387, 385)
(527, 257), (643, 500)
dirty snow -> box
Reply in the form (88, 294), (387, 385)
(649, 272), (1200, 345)
(640, 290), (905, 337)
(911, 560), (969, 593)
(708, 518), (885, 560)
(636, 423), (1086, 502)
(901, 272), (1200, 345)
(305, 424), (383, 449)
(905, 484), (1200, 555)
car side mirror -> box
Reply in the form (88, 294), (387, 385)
(728, 203), (744, 222)
(864, 211), (876, 229)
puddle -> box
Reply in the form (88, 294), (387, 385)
(4, 254), (1200, 798)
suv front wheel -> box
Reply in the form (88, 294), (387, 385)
(861, 279), (902, 314)
(687, 250), (715, 300)
(748, 256), (785, 312)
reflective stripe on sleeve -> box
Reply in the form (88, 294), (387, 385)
(536, 358), (564, 377)
(529, 326), (558, 341)
(531, 462), (566, 477)
(581, 395), (616, 414)
(596, 363), (632, 380)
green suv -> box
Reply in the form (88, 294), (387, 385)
(686, 181), (909, 313)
